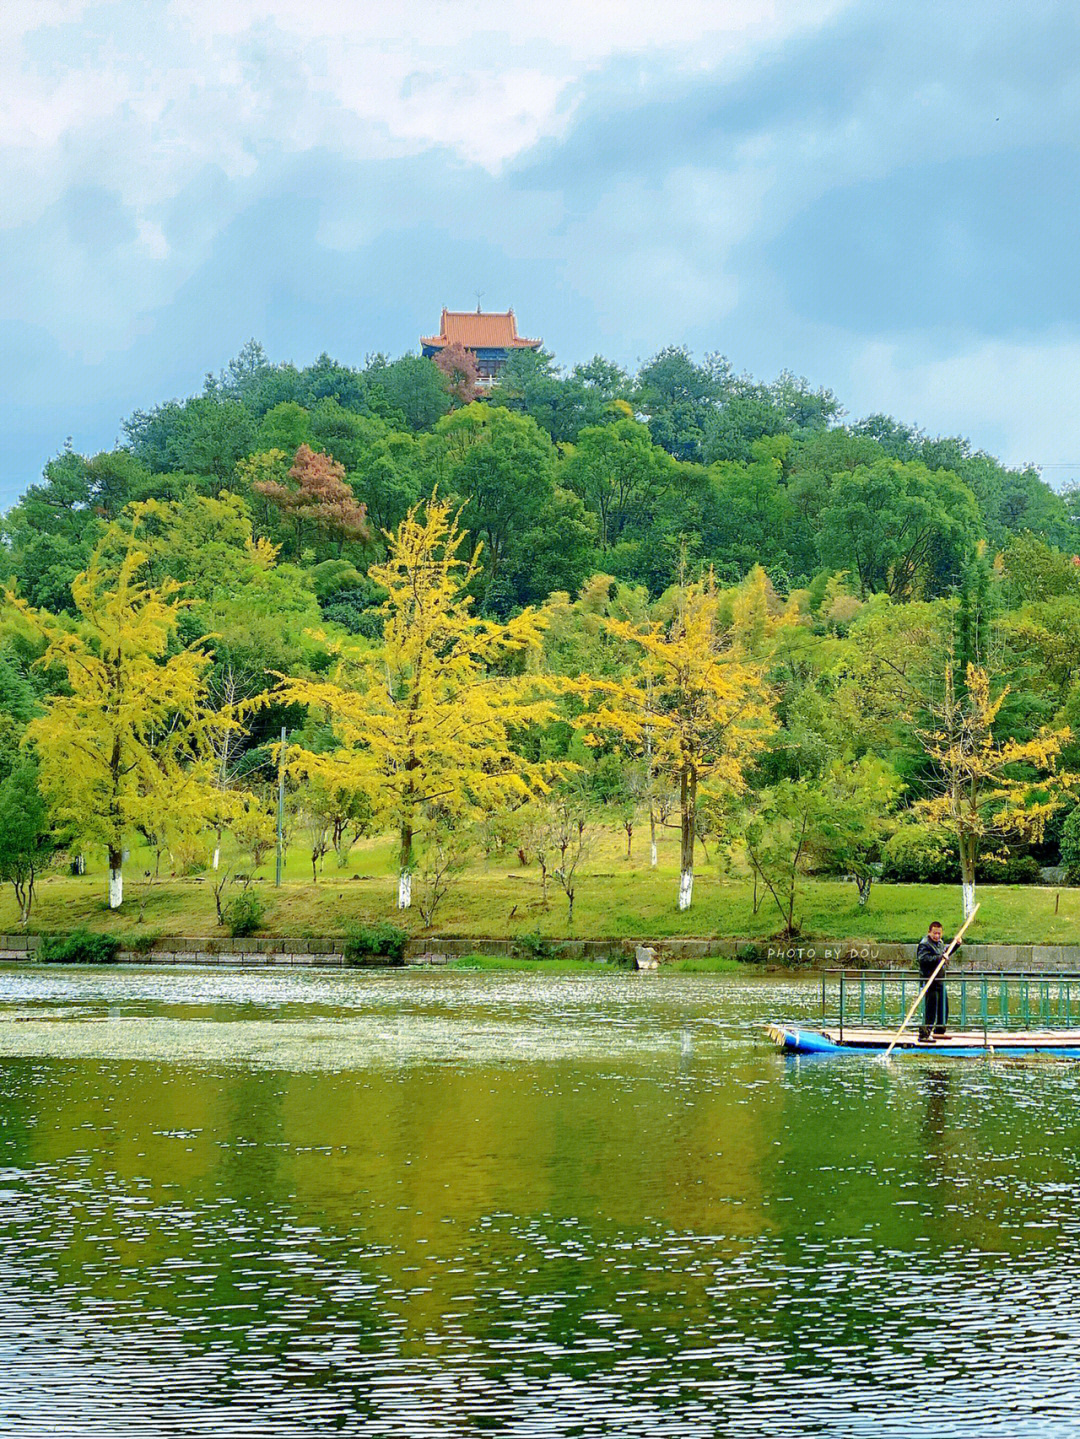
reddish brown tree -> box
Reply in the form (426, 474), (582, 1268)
(433, 342), (481, 406)
(253, 445), (370, 553)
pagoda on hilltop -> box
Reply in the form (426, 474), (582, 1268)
(421, 306), (541, 384)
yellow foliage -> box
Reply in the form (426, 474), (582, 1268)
(5, 528), (245, 903)
(916, 662), (1076, 894)
(246, 536), (281, 570)
(271, 497), (571, 901)
(588, 571), (775, 903)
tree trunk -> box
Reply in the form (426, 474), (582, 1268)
(959, 834), (977, 921)
(567, 888), (574, 925)
(398, 820), (413, 909)
(649, 805), (658, 868)
(212, 843), (221, 872)
(107, 845), (124, 910)
(15, 875), (32, 927)
(625, 824), (633, 859)
(678, 763), (696, 911)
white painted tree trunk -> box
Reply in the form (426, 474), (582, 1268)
(650, 840), (658, 869)
(212, 846), (220, 872)
(677, 868), (693, 911)
(397, 870), (412, 909)
(108, 865), (123, 910)
(961, 879), (976, 921)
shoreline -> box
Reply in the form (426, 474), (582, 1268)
(5, 933), (1080, 972)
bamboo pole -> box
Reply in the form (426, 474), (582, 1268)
(882, 904), (980, 1061)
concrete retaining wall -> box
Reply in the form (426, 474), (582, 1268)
(1, 933), (1079, 971)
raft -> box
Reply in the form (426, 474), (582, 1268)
(766, 1021), (1080, 1058)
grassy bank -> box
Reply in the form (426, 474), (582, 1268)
(6, 826), (1077, 947)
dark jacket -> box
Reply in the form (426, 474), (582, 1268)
(916, 934), (947, 979)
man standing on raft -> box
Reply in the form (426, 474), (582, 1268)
(917, 920), (953, 1041)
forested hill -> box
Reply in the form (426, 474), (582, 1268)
(7, 338), (1080, 923)
(3, 340), (1073, 622)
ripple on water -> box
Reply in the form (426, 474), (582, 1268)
(0, 967), (1077, 1436)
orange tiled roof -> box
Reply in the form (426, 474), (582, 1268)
(421, 308), (541, 350)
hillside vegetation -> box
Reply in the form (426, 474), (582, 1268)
(2, 340), (1079, 943)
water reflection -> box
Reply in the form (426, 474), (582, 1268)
(0, 968), (1077, 1435)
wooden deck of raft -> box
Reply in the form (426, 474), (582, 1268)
(823, 1028), (1080, 1050)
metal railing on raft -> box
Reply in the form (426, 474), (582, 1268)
(825, 969), (1080, 1042)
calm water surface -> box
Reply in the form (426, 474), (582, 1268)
(0, 965), (1078, 1437)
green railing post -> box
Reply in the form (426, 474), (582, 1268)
(840, 972), (845, 1042)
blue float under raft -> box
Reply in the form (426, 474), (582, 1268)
(765, 1022), (1080, 1058)
(769, 967), (1080, 1058)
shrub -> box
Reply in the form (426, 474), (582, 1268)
(128, 931), (161, 955)
(735, 942), (762, 963)
(343, 921), (409, 965)
(37, 929), (122, 965)
(882, 827), (1042, 885)
(880, 826), (957, 884)
(223, 891), (265, 938)
(978, 852), (1042, 885)
(513, 928), (559, 961)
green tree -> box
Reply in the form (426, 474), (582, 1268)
(256, 402), (313, 455)
(427, 404), (556, 592)
(816, 459), (980, 598)
(366, 356), (451, 431)
(562, 419), (673, 551)
(0, 762), (55, 925)
(125, 396), (256, 478)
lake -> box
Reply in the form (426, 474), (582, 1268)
(0, 965), (1077, 1437)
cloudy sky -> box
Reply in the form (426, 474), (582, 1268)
(4, 0), (1080, 505)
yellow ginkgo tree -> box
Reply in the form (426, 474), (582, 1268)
(593, 571), (775, 910)
(273, 496), (564, 908)
(917, 663), (1075, 920)
(8, 530), (241, 909)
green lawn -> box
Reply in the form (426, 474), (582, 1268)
(7, 825), (1077, 946)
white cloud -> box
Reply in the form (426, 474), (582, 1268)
(846, 336), (1080, 483)
(555, 161), (772, 348)
(1, 0), (849, 224)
